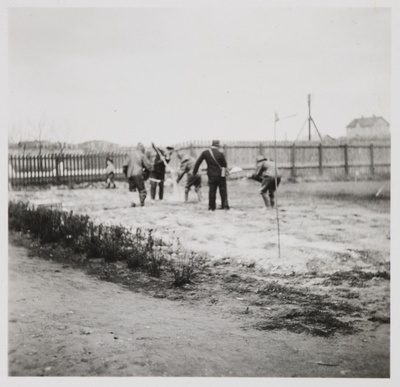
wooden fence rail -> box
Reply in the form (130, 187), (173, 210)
(8, 142), (390, 188)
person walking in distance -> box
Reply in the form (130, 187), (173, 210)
(123, 143), (152, 207)
(176, 151), (202, 203)
(105, 158), (116, 189)
(251, 154), (282, 208)
(192, 140), (229, 211)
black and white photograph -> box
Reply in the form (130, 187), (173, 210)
(2, 0), (399, 384)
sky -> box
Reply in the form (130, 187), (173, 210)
(7, 4), (392, 146)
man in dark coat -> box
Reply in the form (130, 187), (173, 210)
(149, 145), (174, 200)
(192, 140), (229, 211)
(251, 154), (281, 208)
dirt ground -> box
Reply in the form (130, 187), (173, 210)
(9, 179), (390, 274)
(8, 179), (391, 377)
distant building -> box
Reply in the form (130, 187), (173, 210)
(346, 115), (390, 138)
(78, 140), (122, 153)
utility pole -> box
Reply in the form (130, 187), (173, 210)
(295, 93), (323, 142)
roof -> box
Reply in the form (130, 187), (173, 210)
(347, 115), (389, 129)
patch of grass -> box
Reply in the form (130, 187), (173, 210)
(224, 273), (362, 313)
(222, 271), (366, 336)
(368, 315), (390, 324)
(256, 308), (358, 337)
(335, 289), (360, 299)
(322, 270), (390, 287)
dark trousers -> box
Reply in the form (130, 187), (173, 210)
(128, 175), (147, 206)
(261, 176), (281, 198)
(150, 180), (164, 200)
(106, 172), (115, 186)
(208, 177), (228, 210)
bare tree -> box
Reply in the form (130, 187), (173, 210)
(36, 114), (47, 157)
(9, 122), (33, 156)
(49, 119), (75, 156)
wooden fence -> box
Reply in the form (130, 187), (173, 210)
(169, 140), (391, 180)
(8, 141), (390, 188)
(8, 153), (128, 188)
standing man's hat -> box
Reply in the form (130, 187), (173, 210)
(212, 140), (220, 147)
(166, 146), (175, 151)
(256, 155), (267, 162)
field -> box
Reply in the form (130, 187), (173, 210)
(8, 179), (391, 377)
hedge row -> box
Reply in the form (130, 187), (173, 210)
(8, 201), (207, 286)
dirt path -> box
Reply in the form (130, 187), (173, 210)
(9, 242), (389, 377)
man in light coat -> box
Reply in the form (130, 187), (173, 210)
(176, 152), (202, 202)
(251, 154), (281, 208)
(123, 143), (152, 207)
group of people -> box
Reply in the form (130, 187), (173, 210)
(106, 140), (281, 210)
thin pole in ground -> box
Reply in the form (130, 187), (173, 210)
(273, 111), (296, 260)
(274, 112), (281, 259)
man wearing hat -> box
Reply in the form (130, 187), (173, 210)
(251, 154), (282, 208)
(192, 140), (229, 211)
(123, 143), (152, 207)
(150, 144), (174, 201)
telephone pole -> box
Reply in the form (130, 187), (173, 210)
(295, 93), (323, 142)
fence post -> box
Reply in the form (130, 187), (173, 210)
(94, 152), (98, 181)
(33, 155), (37, 186)
(190, 142), (194, 157)
(319, 143), (323, 175)
(20, 156), (24, 187)
(79, 154), (83, 183)
(37, 155), (41, 186)
(291, 143), (296, 177)
(90, 152), (94, 182)
(16, 156), (20, 188)
(258, 142), (263, 156)
(43, 154), (47, 185)
(344, 144), (349, 175)
(54, 154), (58, 184)
(370, 143), (375, 175)
(20, 155), (24, 188)
(9, 156), (13, 188)
(28, 156), (32, 185)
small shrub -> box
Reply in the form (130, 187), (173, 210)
(126, 228), (149, 270)
(167, 247), (207, 287)
(84, 222), (104, 259)
(59, 211), (90, 250)
(144, 230), (165, 277)
(36, 209), (63, 244)
(101, 225), (133, 263)
(8, 201), (29, 231)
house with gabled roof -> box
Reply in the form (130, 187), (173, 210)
(346, 115), (390, 138)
